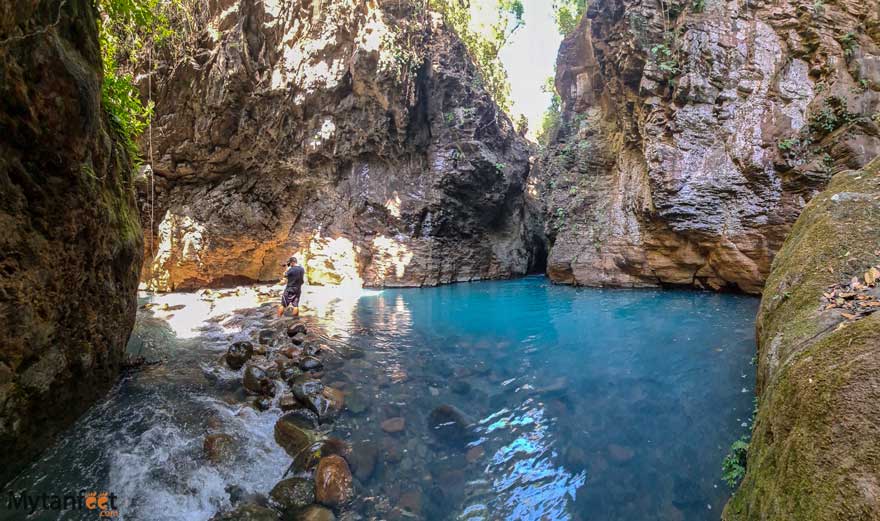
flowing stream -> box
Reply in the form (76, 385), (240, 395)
(2, 276), (758, 520)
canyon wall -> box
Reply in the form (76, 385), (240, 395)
(139, 0), (542, 291)
(0, 0), (143, 484)
(723, 159), (880, 520)
(537, 0), (880, 293)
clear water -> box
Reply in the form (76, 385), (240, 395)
(1, 277), (758, 521)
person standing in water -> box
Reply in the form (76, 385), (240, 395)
(278, 256), (305, 317)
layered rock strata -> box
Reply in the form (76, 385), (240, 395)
(537, 0), (880, 293)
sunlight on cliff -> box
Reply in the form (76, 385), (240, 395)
(372, 235), (415, 279)
(305, 235), (364, 287)
(149, 211), (207, 291)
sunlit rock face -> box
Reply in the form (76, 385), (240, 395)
(139, 0), (541, 291)
(0, 0), (143, 484)
(536, 0), (880, 293)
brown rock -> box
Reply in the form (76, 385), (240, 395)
(314, 455), (353, 507)
(203, 433), (236, 465)
(295, 505), (335, 521)
(465, 446), (485, 464)
(607, 444), (634, 462)
(536, 0), (880, 294)
(136, 1), (542, 292)
(397, 489), (423, 516)
(0, 0), (143, 484)
(381, 417), (406, 433)
(274, 414), (314, 457)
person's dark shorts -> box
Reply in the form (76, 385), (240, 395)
(282, 286), (301, 307)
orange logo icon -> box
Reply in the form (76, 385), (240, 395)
(84, 492), (118, 517)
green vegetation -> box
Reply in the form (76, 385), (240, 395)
(650, 40), (680, 75)
(808, 96), (859, 136)
(537, 76), (562, 146)
(429, 0), (524, 113)
(552, 0), (588, 36)
(838, 31), (858, 57)
(777, 138), (800, 151)
(514, 114), (529, 135)
(722, 436), (750, 487)
(98, 0), (214, 159)
(692, 0), (706, 12)
(722, 396), (758, 488)
(97, 0), (163, 159)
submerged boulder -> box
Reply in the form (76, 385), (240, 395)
(203, 433), (236, 465)
(724, 164), (880, 520)
(269, 477), (315, 514)
(226, 341), (254, 370)
(314, 455), (353, 507)
(427, 405), (473, 448)
(274, 414), (315, 457)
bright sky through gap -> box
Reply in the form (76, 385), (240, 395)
(470, 0), (563, 140)
(500, 0), (562, 140)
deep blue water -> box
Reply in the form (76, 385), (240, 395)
(2, 277), (758, 521)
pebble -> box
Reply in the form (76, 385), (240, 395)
(381, 417), (406, 433)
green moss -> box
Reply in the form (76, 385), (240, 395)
(724, 160), (880, 520)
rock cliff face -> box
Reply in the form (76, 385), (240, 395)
(537, 0), (880, 293)
(723, 160), (880, 520)
(0, 0), (143, 485)
(139, 0), (541, 291)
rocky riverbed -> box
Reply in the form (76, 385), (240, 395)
(3, 278), (758, 521)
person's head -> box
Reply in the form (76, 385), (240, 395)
(287, 256), (297, 267)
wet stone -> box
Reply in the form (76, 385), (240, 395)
(290, 376), (324, 402)
(258, 329), (275, 345)
(295, 505), (335, 521)
(345, 390), (368, 414)
(465, 445), (485, 464)
(427, 405), (472, 448)
(348, 442), (378, 482)
(294, 438), (351, 473)
(243, 365), (274, 396)
(287, 324), (307, 337)
(381, 417), (406, 433)
(203, 433), (235, 465)
(279, 392), (299, 412)
(451, 380), (471, 395)
(299, 356), (323, 372)
(315, 455), (353, 507)
(226, 341), (254, 370)
(274, 414), (315, 457)
(253, 397), (272, 411)
(209, 504), (279, 521)
(281, 366), (303, 383)
(269, 477), (315, 513)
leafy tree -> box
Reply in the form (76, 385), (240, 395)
(537, 76), (562, 146)
(429, 0), (524, 113)
(553, 0), (587, 36)
(514, 114), (529, 136)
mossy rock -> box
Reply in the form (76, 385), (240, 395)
(723, 160), (880, 520)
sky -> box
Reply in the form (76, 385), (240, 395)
(471, 0), (563, 139)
